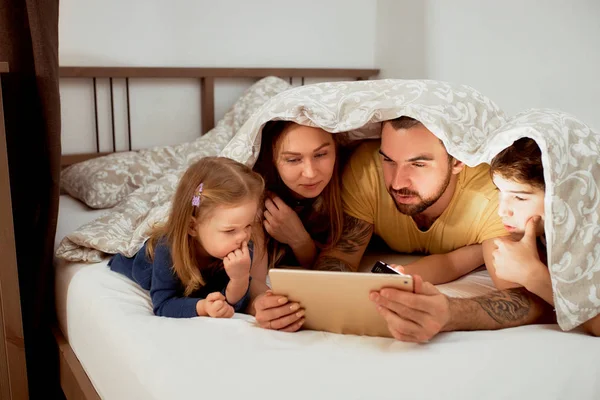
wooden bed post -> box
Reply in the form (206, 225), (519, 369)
(0, 63), (29, 399)
(200, 77), (215, 134)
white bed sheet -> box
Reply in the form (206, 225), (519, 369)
(55, 195), (600, 400)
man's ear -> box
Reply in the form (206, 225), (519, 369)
(188, 216), (198, 237)
(451, 158), (465, 175)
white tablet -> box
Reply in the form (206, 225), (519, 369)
(269, 268), (413, 338)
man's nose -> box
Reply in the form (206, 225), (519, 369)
(391, 168), (410, 190)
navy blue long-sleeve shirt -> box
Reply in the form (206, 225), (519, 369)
(108, 239), (253, 318)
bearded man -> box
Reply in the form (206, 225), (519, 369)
(314, 116), (507, 280)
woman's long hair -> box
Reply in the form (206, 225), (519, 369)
(147, 156), (264, 296)
(253, 121), (344, 268)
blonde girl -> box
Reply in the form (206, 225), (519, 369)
(109, 156), (267, 318)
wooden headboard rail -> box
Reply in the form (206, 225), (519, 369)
(59, 66), (379, 167)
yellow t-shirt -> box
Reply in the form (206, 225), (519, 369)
(342, 141), (507, 254)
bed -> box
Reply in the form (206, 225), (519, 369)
(52, 67), (600, 400)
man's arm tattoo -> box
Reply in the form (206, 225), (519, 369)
(335, 214), (373, 254)
(314, 256), (351, 272)
(473, 288), (531, 324)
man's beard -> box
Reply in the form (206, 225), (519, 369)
(388, 168), (453, 216)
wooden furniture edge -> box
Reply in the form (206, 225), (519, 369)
(0, 62), (29, 400)
(53, 327), (101, 400)
(59, 66), (379, 79)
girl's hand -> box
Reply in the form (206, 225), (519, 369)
(202, 292), (235, 318)
(263, 196), (310, 247)
(224, 241), (251, 282)
(253, 291), (305, 332)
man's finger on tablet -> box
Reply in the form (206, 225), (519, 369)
(389, 264), (405, 273)
(372, 293), (426, 325)
(388, 327), (422, 343)
(378, 289), (435, 313)
(376, 305), (421, 337)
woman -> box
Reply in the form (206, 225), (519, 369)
(251, 120), (346, 331)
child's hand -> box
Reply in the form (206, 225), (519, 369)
(493, 216), (544, 286)
(223, 241), (251, 282)
(203, 292), (235, 318)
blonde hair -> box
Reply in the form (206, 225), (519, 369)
(147, 156), (265, 296)
(253, 121), (345, 269)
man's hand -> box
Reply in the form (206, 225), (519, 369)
(370, 275), (450, 342)
(493, 216), (544, 287)
(223, 241), (251, 282)
(263, 196), (311, 247)
(201, 292), (235, 318)
(254, 291), (305, 332)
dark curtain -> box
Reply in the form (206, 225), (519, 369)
(0, 0), (62, 398)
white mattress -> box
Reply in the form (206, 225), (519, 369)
(55, 195), (600, 400)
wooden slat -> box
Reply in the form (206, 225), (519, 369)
(0, 63), (8, 73)
(59, 67), (379, 79)
(61, 152), (116, 167)
(53, 327), (101, 400)
(200, 77), (215, 134)
(0, 66), (29, 399)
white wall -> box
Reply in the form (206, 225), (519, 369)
(60, 0), (377, 68)
(59, 0), (378, 153)
(375, 0), (426, 79)
(62, 0), (598, 154)
(376, 0), (600, 130)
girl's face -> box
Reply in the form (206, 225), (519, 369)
(190, 200), (258, 259)
(493, 173), (545, 238)
(274, 125), (336, 199)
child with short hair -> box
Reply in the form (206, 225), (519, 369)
(490, 138), (599, 336)
(109, 156), (267, 318)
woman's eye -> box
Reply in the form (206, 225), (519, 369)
(314, 152), (328, 158)
(285, 158), (301, 163)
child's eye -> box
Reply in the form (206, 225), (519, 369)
(224, 229), (235, 234)
(515, 196), (526, 201)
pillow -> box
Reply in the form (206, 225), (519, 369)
(56, 77), (291, 262)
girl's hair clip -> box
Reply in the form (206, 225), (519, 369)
(191, 183), (204, 207)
